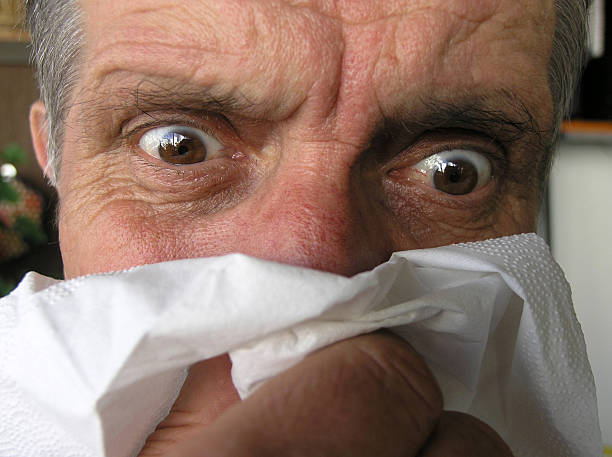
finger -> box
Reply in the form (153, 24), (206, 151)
(148, 332), (443, 457)
(168, 355), (240, 426)
(418, 411), (514, 457)
(138, 355), (240, 456)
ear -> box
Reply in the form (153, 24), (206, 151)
(29, 100), (52, 180)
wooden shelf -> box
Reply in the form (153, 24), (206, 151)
(0, 40), (29, 64)
(562, 120), (612, 134)
(561, 120), (612, 144)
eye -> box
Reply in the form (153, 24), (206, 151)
(412, 149), (492, 195)
(138, 125), (225, 165)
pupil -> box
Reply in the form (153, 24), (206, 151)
(449, 167), (462, 183)
(177, 143), (190, 155)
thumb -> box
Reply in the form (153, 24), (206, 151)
(138, 355), (240, 456)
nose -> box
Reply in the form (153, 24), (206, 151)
(228, 146), (396, 277)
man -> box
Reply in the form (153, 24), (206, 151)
(20, 0), (593, 455)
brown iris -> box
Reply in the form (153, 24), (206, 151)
(158, 132), (208, 165)
(433, 160), (478, 195)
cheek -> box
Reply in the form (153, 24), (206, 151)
(59, 200), (183, 278)
(495, 191), (539, 234)
(56, 153), (215, 277)
(381, 177), (538, 248)
(59, 196), (250, 278)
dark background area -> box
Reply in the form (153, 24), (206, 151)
(574, 0), (612, 120)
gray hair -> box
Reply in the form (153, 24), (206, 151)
(24, 0), (588, 185)
(24, 0), (82, 184)
(550, 0), (589, 137)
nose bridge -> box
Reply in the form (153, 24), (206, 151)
(240, 145), (391, 276)
(231, 49), (392, 275)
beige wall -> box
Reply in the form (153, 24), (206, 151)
(550, 139), (612, 447)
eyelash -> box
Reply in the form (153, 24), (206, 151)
(123, 105), (241, 141)
(388, 129), (507, 169)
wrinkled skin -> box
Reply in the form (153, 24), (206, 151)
(30, 0), (555, 455)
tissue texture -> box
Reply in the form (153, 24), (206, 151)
(0, 233), (602, 457)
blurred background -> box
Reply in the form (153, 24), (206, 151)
(0, 0), (62, 295)
(0, 0), (610, 452)
(550, 0), (612, 451)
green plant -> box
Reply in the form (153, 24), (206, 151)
(0, 143), (47, 261)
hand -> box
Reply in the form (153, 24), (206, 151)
(138, 332), (513, 456)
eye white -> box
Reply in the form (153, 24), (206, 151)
(138, 125), (224, 160)
(412, 149), (492, 188)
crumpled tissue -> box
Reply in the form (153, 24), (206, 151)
(0, 233), (602, 457)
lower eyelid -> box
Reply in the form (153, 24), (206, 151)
(383, 174), (500, 218)
(128, 151), (250, 192)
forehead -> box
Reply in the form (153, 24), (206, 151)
(77, 0), (555, 138)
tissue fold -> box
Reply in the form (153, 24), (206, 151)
(0, 233), (602, 457)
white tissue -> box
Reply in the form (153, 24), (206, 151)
(0, 233), (602, 457)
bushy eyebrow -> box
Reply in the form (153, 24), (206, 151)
(73, 76), (261, 134)
(385, 92), (550, 149)
(126, 79), (259, 117)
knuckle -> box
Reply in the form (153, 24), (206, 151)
(136, 410), (206, 457)
(347, 332), (443, 433)
(354, 333), (443, 409)
(435, 411), (515, 456)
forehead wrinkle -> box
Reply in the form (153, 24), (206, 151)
(443, 0), (554, 59)
(370, 1), (554, 122)
(282, 0), (504, 25)
(81, 1), (258, 87)
(80, 0), (345, 125)
(85, 0), (257, 49)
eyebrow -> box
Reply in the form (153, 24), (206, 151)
(79, 74), (551, 159)
(385, 91), (550, 149)
(73, 76), (262, 135)
(127, 80), (259, 117)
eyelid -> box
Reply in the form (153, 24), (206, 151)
(383, 129), (508, 173)
(413, 149), (491, 173)
(120, 109), (234, 145)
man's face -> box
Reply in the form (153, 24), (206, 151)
(55, 0), (555, 278)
